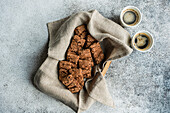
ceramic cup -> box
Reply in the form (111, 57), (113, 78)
(131, 31), (154, 52)
(120, 6), (142, 27)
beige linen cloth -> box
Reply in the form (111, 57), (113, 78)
(34, 10), (133, 113)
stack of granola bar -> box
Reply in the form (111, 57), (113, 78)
(58, 25), (104, 93)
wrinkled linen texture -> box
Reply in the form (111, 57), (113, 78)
(34, 10), (133, 113)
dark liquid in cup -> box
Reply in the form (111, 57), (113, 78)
(123, 9), (139, 26)
(134, 34), (149, 49)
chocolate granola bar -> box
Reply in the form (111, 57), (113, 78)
(59, 69), (68, 78)
(80, 31), (87, 39)
(59, 61), (72, 70)
(79, 49), (94, 66)
(74, 25), (86, 35)
(79, 59), (92, 70)
(90, 42), (104, 64)
(67, 53), (79, 65)
(82, 68), (92, 78)
(85, 35), (97, 48)
(61, 74), (74, 86)
(69, 68), (84, 86)
(72, 35), (86, 48)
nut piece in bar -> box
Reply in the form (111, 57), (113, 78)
(79, 59), (92, 70)
(74, 25), (86, 35)
(67, 53), (79, 65)
(61, 74), (74, 86)
(82, 68), (92, 78)
(85, 35), (97, 48)
(90, 42), (104, 64)
(59, 61), (72, 70)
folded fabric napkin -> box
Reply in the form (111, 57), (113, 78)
(34, 10), (133, 113)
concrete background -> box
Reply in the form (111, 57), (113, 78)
(0, 0), (169, 113)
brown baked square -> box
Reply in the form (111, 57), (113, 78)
(79, 49), (94, 66)
(79, 59), (92, 70)
(95, 53), (104, 64)
(68, 40), (78, 53)
(74, 25), (86, 35)
(90, 42), (104, 64)
(69, 68), (84, 86)
(67, 79), (79, 89)
(61, 74), (74, 86)
(82, 68), (92, 78)
(80, 31), (87, 39)
(75, 76), (84, 86)
(59, 61), (77, 70)
(72, 35), (86, 48)
(67, 53), (79, 65)
(69, 68), (82, 78)
(89, 42), (100, 49)
(59, 69), (68, 78)
(85, 35), (97, 48)
(79, 49), (91, 59)
(59, 61), (72, 70)
(67, 48), (77, 55)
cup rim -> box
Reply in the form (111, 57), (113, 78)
(120, 6), (142, 27)
(131, 31), (154, 52)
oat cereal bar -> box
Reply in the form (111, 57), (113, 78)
(74, 25), (86, 35)
(79, 59), (92, 70)
(85, 35), (97, 48)
(67, 53), (79, 65)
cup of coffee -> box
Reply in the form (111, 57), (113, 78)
(120, 6), (142, 27)
(131, 31), (154, 52)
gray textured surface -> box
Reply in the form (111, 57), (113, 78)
(0, 0), (170, 113)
